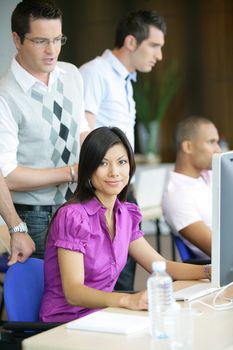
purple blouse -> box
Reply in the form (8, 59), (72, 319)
(39, 197), (143, 322)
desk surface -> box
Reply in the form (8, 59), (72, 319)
(22, 281), (233, 350)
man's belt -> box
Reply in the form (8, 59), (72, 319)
(14, 204), (56, 212)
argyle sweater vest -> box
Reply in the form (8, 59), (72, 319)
(0, 62), (82, 205)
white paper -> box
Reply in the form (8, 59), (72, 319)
(66, 310), (149, 334)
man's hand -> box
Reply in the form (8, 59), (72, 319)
(8, 233), (35, 266)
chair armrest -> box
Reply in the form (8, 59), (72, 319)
(1, 321), (63, 333)
(0, 321), (63, 346)
(185, 258), (211, 265)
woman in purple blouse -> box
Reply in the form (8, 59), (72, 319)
(40, 126), (210, 322)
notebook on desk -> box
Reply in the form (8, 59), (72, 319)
(66, 310), (149, 334)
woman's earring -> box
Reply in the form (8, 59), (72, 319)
(88, 178), (94, 190)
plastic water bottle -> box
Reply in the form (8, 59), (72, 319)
(147, 260), (178, 341)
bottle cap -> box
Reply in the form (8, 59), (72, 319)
(152, 260), (166, 272)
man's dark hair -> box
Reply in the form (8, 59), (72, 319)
(11, 0), (62, 43)
(114, 10), (166, 48)
(175, 116), (215, 151)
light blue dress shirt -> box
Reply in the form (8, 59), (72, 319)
(80, 49), (137, 149)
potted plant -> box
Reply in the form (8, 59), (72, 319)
(134, 60), (180, 158)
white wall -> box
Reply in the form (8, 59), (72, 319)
(0, 0), (19, 77)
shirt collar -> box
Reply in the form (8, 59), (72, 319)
(11, 57), (65, 93)
(126, 71), (137, 82)
(83, 197), (123, 215)
(200, 170), (212, 185)
(172, 170), (212, 185)
(102, 49), (137, 82)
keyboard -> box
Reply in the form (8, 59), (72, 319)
(174, 283), (220, 302)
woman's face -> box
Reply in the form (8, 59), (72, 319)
(91, 143), (130, 201)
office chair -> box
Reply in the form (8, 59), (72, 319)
(1, 258), (61, 341)
(4, 257), (44, 322)
(174, 235), (211, 265)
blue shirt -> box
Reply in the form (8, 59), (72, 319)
(80, 50), (137, 149)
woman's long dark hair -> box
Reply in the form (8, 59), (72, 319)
(46, 127), (136, 238)
(72, 126), (135, 203)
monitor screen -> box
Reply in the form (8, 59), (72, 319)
(212, 151), (233, 287)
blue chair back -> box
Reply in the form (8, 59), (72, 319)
(174, 236), (197, 262)
(4, 257), (44, 321)
(174, 236), (211, 264)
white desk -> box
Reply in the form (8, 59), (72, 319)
(22, 281), (233, 350)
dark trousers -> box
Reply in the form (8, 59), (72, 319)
(114, 188), (137, 291)
(14, 204), (59, 259)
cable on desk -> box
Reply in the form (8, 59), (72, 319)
(190, 281), (233, 311)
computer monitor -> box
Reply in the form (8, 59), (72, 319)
(212, 151), (233, 287)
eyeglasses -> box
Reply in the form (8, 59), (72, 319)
(24, 35), (67, 48)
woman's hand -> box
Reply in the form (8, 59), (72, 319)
(119, 290), (148, 311)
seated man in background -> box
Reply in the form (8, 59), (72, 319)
(162, 116), (221, 259)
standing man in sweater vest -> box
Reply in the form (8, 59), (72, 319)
(0, 0), (89, 258)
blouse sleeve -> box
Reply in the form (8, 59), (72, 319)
(125, 202), (144, 242)
(50, 205), (90, 254)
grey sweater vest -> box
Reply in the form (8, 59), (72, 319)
(0, 62), (82, 205)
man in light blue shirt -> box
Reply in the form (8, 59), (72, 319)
(80, 49), (136, 148)
(80, 10), (166, 291)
